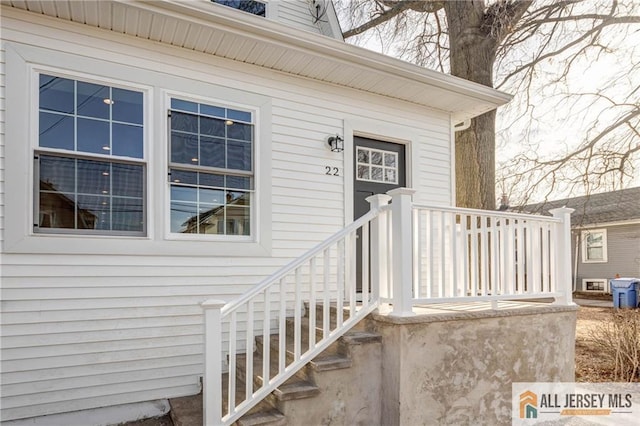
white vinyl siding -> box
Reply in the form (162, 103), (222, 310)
(0, 44), (5, 246)
(276, 0), (321, 33)
(0, 8), (453, 422)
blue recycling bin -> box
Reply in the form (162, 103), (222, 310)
(610, 278), (640, 309)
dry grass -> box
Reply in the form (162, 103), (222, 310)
(576, 306), (640, 382)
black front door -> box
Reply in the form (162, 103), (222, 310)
(354, 136), (406, 291)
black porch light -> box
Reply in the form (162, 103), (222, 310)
(327, 134), (344, 152)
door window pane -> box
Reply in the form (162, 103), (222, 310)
(356, 147), (399, 184)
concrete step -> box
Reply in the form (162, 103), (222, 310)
(254, 331), (352, 373)
(235, 353), (320, 402)
(169, 392), (285, 426)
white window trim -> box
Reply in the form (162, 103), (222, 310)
(4, 41), (272, 257)
(581, 228), (608, 263)
(582, 278), (609, 293)
(33, 69), (149, 237)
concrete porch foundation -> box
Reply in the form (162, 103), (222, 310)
(367, 301), (578, 426)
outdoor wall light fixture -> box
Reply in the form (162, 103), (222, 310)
(327, 135), (344, 152)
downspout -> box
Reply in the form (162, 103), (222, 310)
(573, 233), (579, 292)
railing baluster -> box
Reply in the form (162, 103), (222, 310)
(480, 216), (489, 297)
(426, 209), (433, 297)
(349, 231), (356, 317)
(246, 300), (254, 399)
(387, 211), (393, 299)
(489, 217), (501, 296)
(229, 311), (237, 414)
(530, 222), (540, 293)
(294, 268), (301, 361)
(450, 212), (458, 297)
(461, 214), (469, 296)
(542, 223), (550, 292)
(323, 248), (330, 338)
(516, 220), (525, 293)
(337, 239), (344, 328)
(262, 289), (270, 387)
(362, 221), (370, 308)
(278, 278), (286, 374)
(413, 209), (421, 299)
(439, 211), (446, 298)
(505, 219), (515, 294)
(525, 222), (533, 293)
(470, 214), (479, 297)
(309, 258), (316, 349)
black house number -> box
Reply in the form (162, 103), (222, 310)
(325, 166), (340, 176)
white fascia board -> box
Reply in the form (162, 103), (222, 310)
(573, 219), (640, 229)
(128, 0), (512, 115)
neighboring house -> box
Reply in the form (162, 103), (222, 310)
(0, 1), (512, 423)
(523, 187), (640, 293)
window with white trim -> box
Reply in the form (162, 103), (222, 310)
(168, 98), (254, 236)
(582, 278), (608, 292)
(581, 229), (608, 263)
(212, 0), (266, 16)
(35, 73), (145, 235)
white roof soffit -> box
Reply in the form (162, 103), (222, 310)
(8, 0), (513, 121)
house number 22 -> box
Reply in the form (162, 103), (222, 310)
(325, 166), (340, 176)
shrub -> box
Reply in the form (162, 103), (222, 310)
(589, 309), (640, 382)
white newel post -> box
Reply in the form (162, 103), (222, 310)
(367, 194), (392, 303)
(387, 188), (416, 317)
(201, 299), (226, 426)
(549, 207), (575, 305)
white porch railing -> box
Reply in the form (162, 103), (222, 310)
(202, 189), (574, 425)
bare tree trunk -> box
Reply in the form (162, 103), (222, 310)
(456, 112), (496, 209)
(445, 1), (498, 209)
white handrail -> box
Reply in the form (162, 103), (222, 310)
(218, 206), (388, 316)
(412, 203), (561, 223)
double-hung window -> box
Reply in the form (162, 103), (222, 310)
(168, 98), (254, 237)
(581, 229), (607, 263)
(35, 74), (146, 235)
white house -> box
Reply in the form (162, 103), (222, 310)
(0, 1), (577, 425)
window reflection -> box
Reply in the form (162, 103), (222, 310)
(169, 169), (251, 235)
(38, 155), (144, 232)
(38, 74), (144, 159)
